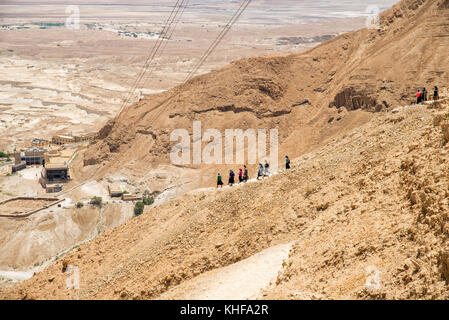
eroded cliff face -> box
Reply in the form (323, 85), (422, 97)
(329, 87), (382, 112)
(326, 0), (449, 113)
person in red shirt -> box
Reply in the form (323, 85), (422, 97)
(416, 89), (422, 104)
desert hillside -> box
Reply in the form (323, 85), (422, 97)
(1, 0), (449, 300)
(82, 0), (449, 200)
(2, 97), (448, 299)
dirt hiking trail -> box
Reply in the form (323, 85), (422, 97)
(160, 243), (294, 300)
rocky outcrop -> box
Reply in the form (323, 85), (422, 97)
(169, 104), (291, 119)
(96, 120), (115, 140)
(329, 87), (382, 112)
(277, 35), (336, 46)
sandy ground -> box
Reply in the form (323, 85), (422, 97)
(18, 167), (42, 180)
(160, 242), (294, 300)
(80, 180), (109, 199)
(3, 0), (427, 297)
(0, 198), (56, 216)
(0, 270), (34, 282)
(2, 98), (448, 299)
(0, 172), (42, 199)
(2, 0), (449, 301)
(0, 155), (136, 272)
(0, 200), (135, 271)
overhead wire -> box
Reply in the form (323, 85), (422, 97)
(141, 0), (190, 88)
(184, 0), (252, 82)
(117, 0), (188, 115)
(144, 0), (253, 126)
(64, 0), (253, 193)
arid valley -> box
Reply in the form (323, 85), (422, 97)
(0, 0), (396, 151)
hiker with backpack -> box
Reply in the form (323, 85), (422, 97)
(217, 173), (224, 188)
(228, 170), (235, 186)
(238, 168), (243, 183)
(286, 156), (291, 170)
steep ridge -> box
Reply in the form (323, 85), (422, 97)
(2, 0), (449, 300)
(82, 0), (449, 198)
(2, 98), (448, 299)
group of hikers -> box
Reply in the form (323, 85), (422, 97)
(217, 156), (291, 188)
(416, 86), (439, 104)
(215, 86), (444, 188)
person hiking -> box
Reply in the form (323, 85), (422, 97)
(416, 89), (422, 104)
(286, 155), (291, 170)
(238, 168), (243, 183)
(243, 165), (249, 182)
(422, 87), (428, 102)
(257, 163), (264, 180)
(217, 173), (223, 188)
(228, 170), (235, 186)
(264, 160), (270, 177)
(434, 86), (439, 100)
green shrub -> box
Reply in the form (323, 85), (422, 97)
(76, 202), (84, 208)
(90, 196), (103, 207)
(134, 201), (145, 216)
(142, 196), (154, 206)
(0, 151), (7, 158)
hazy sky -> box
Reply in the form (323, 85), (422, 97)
(0, 0), (401, 24)
(0, 0), (400, 10)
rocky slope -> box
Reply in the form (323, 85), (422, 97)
(2, 0), (449, 300)
(1, 98), (448, 299)
(81, 0), (449, 199)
